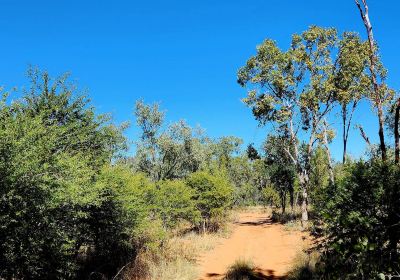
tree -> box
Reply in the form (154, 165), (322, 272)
(212, 136), (243, 169)
(133, 100), (212, 180)
(387, 96), (400, 164)
(395, 98), (400, 164)
(263, 135), (296, 214)
(333, 32), (370, 163)
(246, 143), (261, 161)
(320, 161), (400, 278)
(238, 26), (338, 225)
(354, 0), (395, 161)
(149, 180), (200, 229)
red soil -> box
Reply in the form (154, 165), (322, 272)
(196, 210), (310, 280)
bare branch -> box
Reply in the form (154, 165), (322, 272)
(357, 125), (371, 146)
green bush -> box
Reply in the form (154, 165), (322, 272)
(319, 161), (400, 279)
(186, 171), (233, 231)
(86, 166), (154, 275)
(261, 185), (281, 208)
(148, 180), (200, 229)
(0, 71), (128, 279)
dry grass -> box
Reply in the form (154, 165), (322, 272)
(283, 220), (304, 232)
(123, 215), (235, 280)
(222, 258), (272, 280)
(286, 249), (320, 280)
(124, 233), (222, 280)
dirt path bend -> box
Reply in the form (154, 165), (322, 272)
(196, 210), (309, 280)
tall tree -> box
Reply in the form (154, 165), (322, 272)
(395, 98), (400, 164)
(354, 0), (394, 161)
(134, 100), (212, 180)
(238, 26), (338, 225)
(333, 32), (370, 163)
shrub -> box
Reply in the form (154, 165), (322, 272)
(0, 71), (128, 279)
(148, 180), (201, 229)
(223, 259), (266, 280)
(261, 185), (281, 208)
(319, 161), (400, 278)
(83, 166), (153, 277)
(186, 171), (233, 232)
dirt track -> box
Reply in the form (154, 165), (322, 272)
(196, 210), (309, 279)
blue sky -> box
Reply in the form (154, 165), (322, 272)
(1, 0), (399, 160)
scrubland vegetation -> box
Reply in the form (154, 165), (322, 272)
(0, 68), (266, 279)
(1, 1), (399, 279)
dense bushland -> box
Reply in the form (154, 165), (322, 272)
(0, 69), (263, 279)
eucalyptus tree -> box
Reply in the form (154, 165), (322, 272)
(212, 136), (243, 169)
(238, 26), (338, 224)
(354, 0), (395, 161)
(134, 100), (212, 180)
(134, 100), (165, 178)
(333, 32), (370, 163)
(297, 26), (338, 191)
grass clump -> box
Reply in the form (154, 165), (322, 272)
(223, 259), (265, 280)
(286, 250), (320, 280)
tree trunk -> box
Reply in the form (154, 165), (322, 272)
(289, 184), (294, 216)
(300, 131), (315, 227)
(395, 98), (400, 164)
(342, 105), (347, 164)
(355, 0), (386, 161)
(343, 130), (347, 164)
(301, 177), (309, 227)
(323, 120), (335, 186)
(378, 107), (387, 161)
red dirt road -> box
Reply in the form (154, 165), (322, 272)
(196, 210), (309, 279)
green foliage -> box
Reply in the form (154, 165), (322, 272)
(261, 185), (280, 207)
(212, 136), (243, 168)
(186, 171), (233, 229)
(226, 156), (264, 206)
(318, 161), (400, 278)
(133, 100), (213, 181)
(0, 69), (128, 279)
(308, 146), (330, 209)
(263, 135), (296, 213)
(149, 180), (200, 229)
(246, 143), (261, 161)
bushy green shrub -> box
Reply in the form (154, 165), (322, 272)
(261, 185), (281, 207)
(319, 161), (400, 279)
(148, 180), (200, 229)
(85, 166), (154, 274)
(186, 171), (233, 231)
(0, 71), (128, 279)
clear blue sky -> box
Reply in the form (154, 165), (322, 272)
(1, 0), (399, 160)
